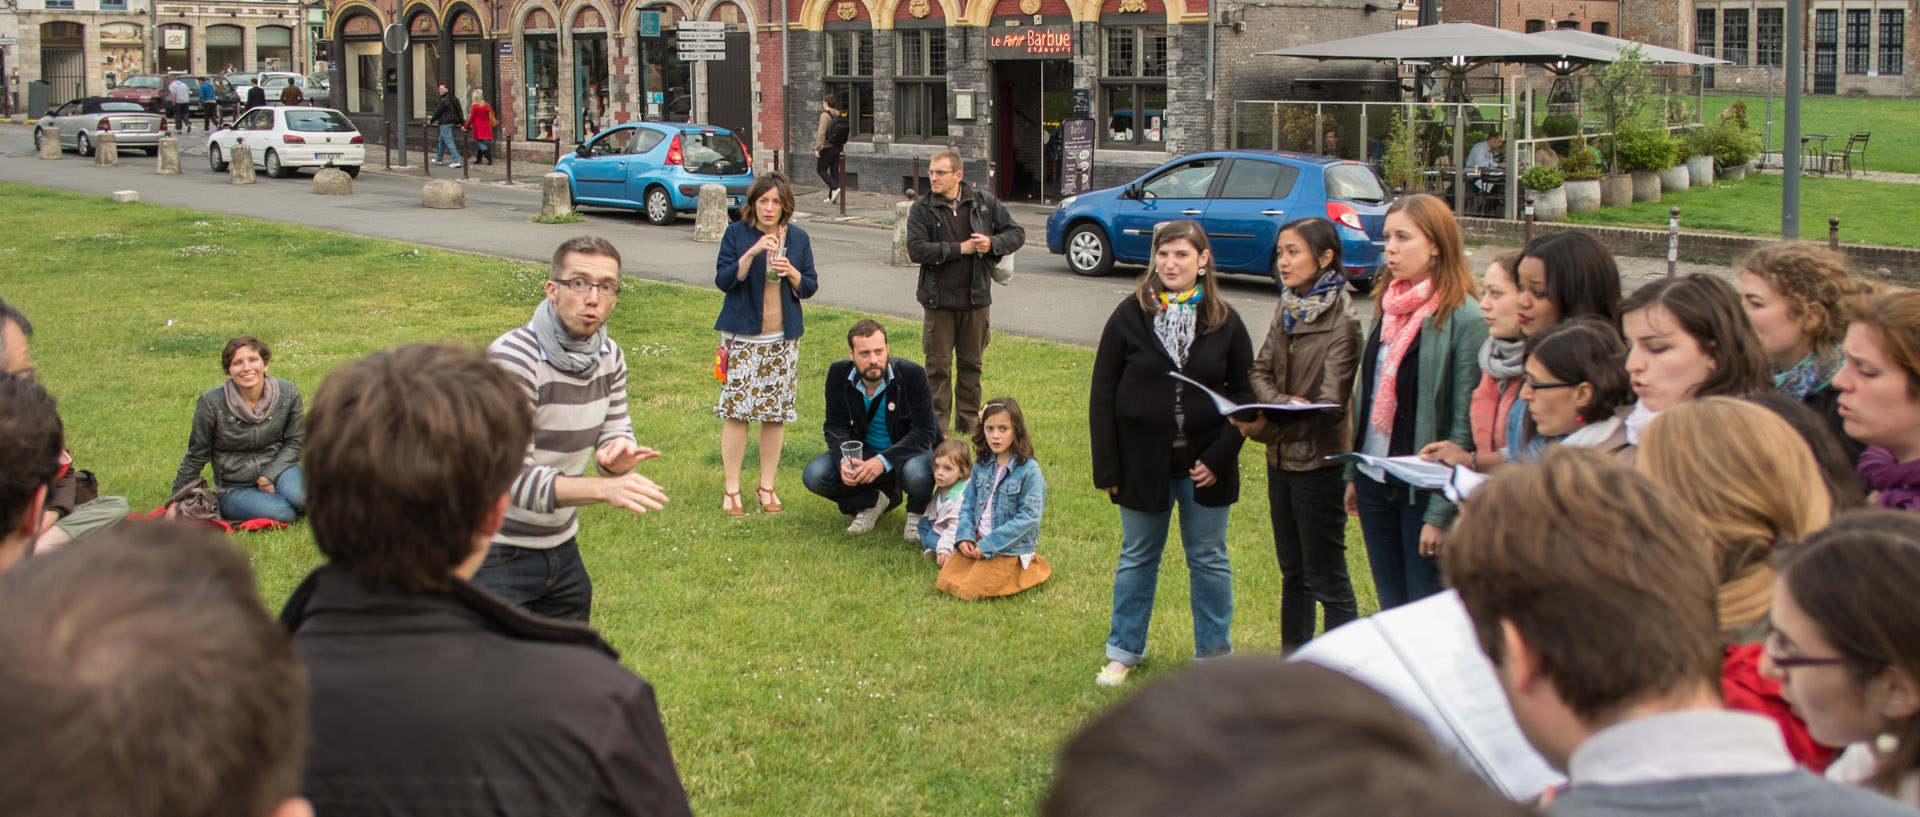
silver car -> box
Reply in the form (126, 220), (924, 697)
(34, 97), (168, 157)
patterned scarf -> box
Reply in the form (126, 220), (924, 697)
(1280, 270), (1346, 334)
(1153, 286), (1204, 368)
(1772, 346), (1845, 401)
(1367, 277), (1439, 436)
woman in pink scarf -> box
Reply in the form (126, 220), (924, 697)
(1341, 194), (1486, 610)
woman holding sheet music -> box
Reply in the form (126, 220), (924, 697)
(1230, 217), (1363, 652)
(1089, 220), (1254, 687)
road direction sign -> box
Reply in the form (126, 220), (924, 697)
(677, 39), (726, 49)
(678, 29), (725, 39)
(676, 51), (727, 61)
(678, 20), (725, 29)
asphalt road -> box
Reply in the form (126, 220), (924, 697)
(0, 123), (1301, 350)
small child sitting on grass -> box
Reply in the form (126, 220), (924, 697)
(937, 398), (1052, 600)
(919, 439), (973, 565)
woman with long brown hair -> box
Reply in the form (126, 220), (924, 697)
(1342, 194), (1486, 610)
(1090, 220), (1253, 686)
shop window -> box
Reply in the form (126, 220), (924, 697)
(574, 35), (609, 136)
(1757, 8), (1783, 66)
(526, 36), (560, 140)
(895, 29), (946, 142)
(639, 34), (691, 122)
(1723, 9), (1749, 65)
(161, 26), (192, 73)
(1591, 21), (1609, 35)
(1882, 10), (1905, 74)
(1524, 19), (1545, 33)
(825, 30), (875, 139)
(344, 39), (381, 113)
(1694, 9), (1715, 57)
(410, 38), (439, 118)
(1845, 8), (1870, 74)
(1100, 25), (1167, 149)
(257, 25), (293, 72)
(206, 25), (244, 75)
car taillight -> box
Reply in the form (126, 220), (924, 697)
(350, 135), (364, 143)
(283, 134), (306, 144)
(664, 134), (683, 166)
(97, 117), (110, 131)
(740, 144), (751, 167)
(1327, 201), (1364, 231)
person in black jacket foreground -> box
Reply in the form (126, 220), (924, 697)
(801, 319), (944, 539)
(283, 343), (693, 817)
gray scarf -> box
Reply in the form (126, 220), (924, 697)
(224, 376), (280, 425)
(530, 298), (606, 376)
(1479, 336), (1527, 382)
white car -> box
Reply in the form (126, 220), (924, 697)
(207, 106), (364, 178)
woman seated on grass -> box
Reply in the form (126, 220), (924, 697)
(173, 335), (307, 523)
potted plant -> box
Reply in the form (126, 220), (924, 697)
(1561, 142), (1604, 213)
(1585, 46), (1655, 209)
(1538, 114), (1581, 156)
(1661, 135), (1693, 194)
(1683, 128), (1717, 187)
(1614, 127), (1675, 203)
(1523, 165), (1568, 222)
(1704, 103), (1763, 180)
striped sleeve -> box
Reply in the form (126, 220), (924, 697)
(490, 329), (563, 515)
(598, 344), (636, 451)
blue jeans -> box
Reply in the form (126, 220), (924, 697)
(436, 124), (457, 162)
(801, 449), (935, 517)
(217, 465), (307, 524)
(1106, 477), (1234, 666)
(1353, 475), (1444, 611)
(469, 537), (592, 622)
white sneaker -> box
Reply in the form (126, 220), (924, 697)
(846, 493), (890, 535)
(450, 161), (463, 168)
(903, 512), (923, 543)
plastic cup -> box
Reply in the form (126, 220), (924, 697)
(840, 440), (864, 471)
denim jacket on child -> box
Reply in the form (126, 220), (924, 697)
(955, 457), (1045, 559)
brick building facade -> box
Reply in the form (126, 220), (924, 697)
(12, 0), (313, 110)
(1690, 0), (1915, 96)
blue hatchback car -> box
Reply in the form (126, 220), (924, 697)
(555, 122), (755, 225)
(1045, 151), (1392, 291)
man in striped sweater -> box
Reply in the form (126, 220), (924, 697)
(478, 236), (669, 622)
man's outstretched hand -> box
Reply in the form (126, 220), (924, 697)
(597, 438), (659, 475)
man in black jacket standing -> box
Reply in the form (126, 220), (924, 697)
(283, 343), (693, 817)
(905, 150), (1025, 435)
(801, 320), (943, 539)
(430, 83), (464, 168)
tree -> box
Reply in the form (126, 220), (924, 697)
(1583, 45), (1656, 173)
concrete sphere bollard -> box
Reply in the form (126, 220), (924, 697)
(93, 131), (119, 166)
(39, 126), (62, 159)
(156, 136), (182, 175)
(422, 179), (466, 209)
(540, 172), (574, 218)
(692, 183), (728, 243)
(312, 168), (353, 195)
(891, 201), (914, 267)
(229, 144), (256, 184)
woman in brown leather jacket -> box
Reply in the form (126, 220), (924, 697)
(1229, 218), (1362, 651)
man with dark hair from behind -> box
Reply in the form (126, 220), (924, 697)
(0, 522), (311, 817)
(0, 375), (61, 573)
(1447, 446), (1914, 817)
(284, 343), (693, 817)
(1043, 657), (1533, 817)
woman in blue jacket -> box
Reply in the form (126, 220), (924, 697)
(714, 172), (818, 517)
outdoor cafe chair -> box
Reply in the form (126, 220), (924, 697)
(1826, 133), (1870, 178)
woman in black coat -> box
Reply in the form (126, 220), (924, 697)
(1089, 220), (1254, 687)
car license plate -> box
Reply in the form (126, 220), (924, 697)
(728, 197), (740, 206)
(123, 122), (150, 132)
(316, 152), (342, 160)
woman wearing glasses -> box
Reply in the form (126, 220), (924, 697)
(1765, 511), (1920, 806)
(1639, 396), (1838, 769)
(714, 172), (818, 517)
(1499, 318), (1634, 463)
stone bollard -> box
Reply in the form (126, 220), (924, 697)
(111, 190), (139, 203)
(540, 172), (573, 218)
(156, 136), (181, 175)
(422, 179), (465, 209)
(692, 183), (727, 243)
(229, 144), (256, 184)
(39, 126), (62, 159)
(312, 168), (353, 195)
(93, 131), (119, 167)
(891, 201), (914, 267)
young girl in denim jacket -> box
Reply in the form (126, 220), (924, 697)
(936, 398), (1052, 600)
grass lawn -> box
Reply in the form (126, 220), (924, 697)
(1559, 172), (1920, 249)
(0, 181), (1382, 816)
(1703, 94), (1920, 175)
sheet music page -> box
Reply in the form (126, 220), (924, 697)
(1167, 371), (1338, 415)
(1322, 453), (1454, 491)
(1373, 592), (1567, 801)
(1290, 618), (1471, 760)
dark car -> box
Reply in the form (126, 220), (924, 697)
(181, 74), (242, 117)
(1044, 150), (1393, 292)
(106, 74), (173, 112)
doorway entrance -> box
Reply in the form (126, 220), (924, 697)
(991, 59), (1071, 202)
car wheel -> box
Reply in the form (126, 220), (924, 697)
(209, 144), (229, 172)
(264, 149), (286, 179)
(342, 165), (360, 178)
(1066, 223), (1115, 277)
(77, 132), (93, 157)
(644, 186), (677, 226)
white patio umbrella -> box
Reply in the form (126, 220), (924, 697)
(1532, 29), (1731, 66)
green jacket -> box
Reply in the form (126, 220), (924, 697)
(1346, 299), (1488, 528)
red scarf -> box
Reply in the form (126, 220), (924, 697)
(1369, 277), (1439, 436)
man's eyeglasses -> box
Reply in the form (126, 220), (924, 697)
(555, 278), (622, 297)
(1764, 628), (1851, 670)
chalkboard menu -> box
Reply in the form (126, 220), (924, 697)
(1059, 118), (1097, 198)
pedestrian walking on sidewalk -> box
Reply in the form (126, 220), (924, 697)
(431, 83), (465, 168)
(814, 93), (849, 204)
(466, 89), (497, 166)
